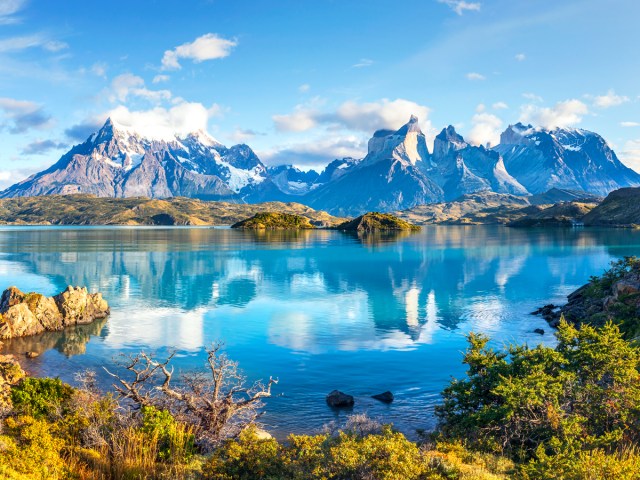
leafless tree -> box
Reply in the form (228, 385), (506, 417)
(104, 342), (277, 450)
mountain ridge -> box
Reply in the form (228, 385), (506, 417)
(3, 116), (639, 215)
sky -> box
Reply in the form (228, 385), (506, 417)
(0, 0), (639, 188)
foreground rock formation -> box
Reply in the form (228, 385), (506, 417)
(0, 353), (25, 412)
(0, 286), (109, 340)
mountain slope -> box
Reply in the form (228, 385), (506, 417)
(494, 123), (640, 195)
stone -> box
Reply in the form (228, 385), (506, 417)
(0, 286), (109, 340)
(0, 354), (25, 412)
(25, 351), (39, 358)
(371, 391), (394, 403)
(326, 390), (354, 408)
(533, 328), (545, 335)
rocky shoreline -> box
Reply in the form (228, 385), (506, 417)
(0, 286), (109, 340)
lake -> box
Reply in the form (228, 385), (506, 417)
(1, 225), (638, 437)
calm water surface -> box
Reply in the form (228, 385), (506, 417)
(2, 225), (639, 436)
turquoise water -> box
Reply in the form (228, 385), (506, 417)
(1, 225), (639, 436)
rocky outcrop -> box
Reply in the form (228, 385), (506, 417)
(371, 391), (394, 403)
(231, 212), (316, 230)
(337, 212), (420, 232)
(507, 202), (597, 227)
(534, 257), (640, 338)
(0, 286), (109, 340)
(326, 390), (354, 408)
(582, 187), (640, 227)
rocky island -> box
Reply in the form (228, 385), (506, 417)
(336, 212), (421, 232)
(0, 286), (109, 340)
(231, 212), (317, 230)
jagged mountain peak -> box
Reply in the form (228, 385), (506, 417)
(364, 115), (429, 167)
(395, 114), (423, 135)
(433, 125), (468, 158)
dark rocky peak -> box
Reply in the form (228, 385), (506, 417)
(433, 125), (468, 158)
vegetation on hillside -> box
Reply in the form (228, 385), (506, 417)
(231, 212), (316, 230)
(337, 212), (421, 232)
(0, 194), (344, 227)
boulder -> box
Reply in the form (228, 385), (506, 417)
(533, 328), (545, 335)
(326, 390), (354, 408)
(0, 286), (109, 340)
(371, 391), (394, 403)
(54, 286), (110, 326)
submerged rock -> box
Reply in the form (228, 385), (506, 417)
(0, 286), (109, 340)
(372, 391), (394, 403)
(326, 390), (355, 408)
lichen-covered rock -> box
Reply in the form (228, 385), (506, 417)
(0, 286), (109, 340)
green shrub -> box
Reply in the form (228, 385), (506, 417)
(10, 377), (73, 418)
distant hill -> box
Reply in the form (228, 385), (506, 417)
(582, 187), (640, 227)
(337, 212), (420, 232)
(0, 195), (345, 227)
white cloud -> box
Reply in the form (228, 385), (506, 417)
(515, 53), (526, 61)
(620, 139), (640, 172)
(0, 0), (26, 25)
(298, 84), (310, 93)
(492, 101), (509, 110)
(153, 74), (170, 84)
(522, 92), (543, 102)
(107, 101), (219, 141)
(90, 62), (107, 78)
(260, 134), (366, 169)
(467, 112), (503, 147)
(107, 73), (172, 104)
(519, 99), (588, 129)
(161, 33), (237, 70)
(621, 121), (640, 127)
(273, 109), (318, 132)
(352, 58), (374, 68)
(466, 72), (485, 81)
(437, 0), (481, 15)
(0, 34), (68, 53)
(592, 89), (629, 109)
(273, 98), (432, 136)
(0, 97), (52, 133)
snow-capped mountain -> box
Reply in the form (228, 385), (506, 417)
(428, 126), (528, 201)
(304, 117), (444, 215)
(1, 118), (276, 201)
(2, 115), (639, 215)
(493, 123), (640, 195)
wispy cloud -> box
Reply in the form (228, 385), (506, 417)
(522, 92), (543, 103)
(0, 0), (27, 25)
(515, 53), (526, 61)
(229, 128), (263, 143)
(492, 101), (509, 110)
(352, 58), (374, 68)
(437, 0), (481, 15)
(0, 34), (68, 53)
(621, 121), (640, 127)
(591, 89), (629, 109)
(106, 73), (172, 104)
(466, 72), (485, 81)
(161, 33), (237, 70)
(298, 84), (310, 93)
(0, 97), (52, 133)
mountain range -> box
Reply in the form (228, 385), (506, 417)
(3, 115), (639, 215)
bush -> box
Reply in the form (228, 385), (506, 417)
(436, 320), (640, 471)
(10, 377), (73, 418)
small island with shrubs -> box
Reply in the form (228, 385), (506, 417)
(231, 212), (317, 230)
(336, 212), (421, 232)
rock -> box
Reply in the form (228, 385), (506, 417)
(54, 286), (110, 327)
(326, 390), (354, 408)
(533, 328), (545, 335)
(253, 428), (273, 440)
(371, 391), (394, 403)
(0, 286), (109, 340)
(25, 351), (39, 358)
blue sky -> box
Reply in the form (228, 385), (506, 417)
(0, 0), (639, 187)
